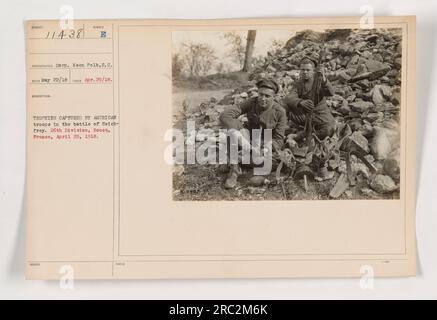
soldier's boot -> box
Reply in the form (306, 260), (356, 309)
(224, 164), (242, 189)
(315, 166), (335, 182)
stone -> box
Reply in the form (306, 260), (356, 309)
(248, 186), (266, 195)
(383, 148), (400, 182)
(365, 59), (391, 73)
(394, 57), (402, 69)
(361, 187), (378, 198)
(347, 55), (360, 68)
(327, 71), (338, 82)
(372, 90), (386, 105)
(355, 63), (368, 75)
(370, 174), (398, 193)
(349, 101), (374, 113)
(356, 125), (372, 138)
(362, 51), (373, 59)
(372, 84), (392, 105)
(352, 161), (371, 179)
(248, 176), (270, 187)
(371, 84), (393, 106)
(386, 69), (400, 78)
(339, 43), (354, 55)
(337, 70), (351, 83)
(391, 90), (401, 105)
(365, 154), (375, 163)
(346, 94), (356, 103)
(380, 85), (393, 98)
(382, 119), (400, 131)
(173, 165), (185, 176)
(329, 173), (350, 199)
(359, 122), (375, 138)
(266, 65), (277, 72)
(355, 41), (368, 51)
(383, 158), (400, 182)
(373, 53), (384, 62)
(337, 160), (347, 174)
(329, 59), (337, 70)
(370, 127), (392, 160)
(365, 112), (384, 123)
(341, 131), (369, 153)
(348, 118), (363, 131)
(370, 123), (400, 160)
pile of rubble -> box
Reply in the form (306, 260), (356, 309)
(181, 28), (403, 198)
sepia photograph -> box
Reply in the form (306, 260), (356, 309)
(16, 9), (422, 287)
(172, 28), (402, 201)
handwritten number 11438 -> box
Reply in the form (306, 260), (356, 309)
(45, 29), (84, 39)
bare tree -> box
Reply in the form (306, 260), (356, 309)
(223, 32), (246, 69)
(242, 30), (257, 72)
(268, 38), (286, 54)
(172, 53), (184, 79)
(181, 42), (217, 77)
(215, 62), (225, 74)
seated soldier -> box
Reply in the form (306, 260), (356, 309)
(219, 79), (287, 189)
(282, 57), (337, 140)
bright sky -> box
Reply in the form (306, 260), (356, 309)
(172, 30), (296, 73)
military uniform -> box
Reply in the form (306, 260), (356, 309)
(219, 97), (287, 152)
(218, 79), (287, 188)
(282, 78), (336, 139)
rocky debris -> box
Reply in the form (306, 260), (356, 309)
(360, 187), (379, 198)
(371, 84), (393, 105)
(383, 158), (400, 182)
(248, 176), (271, 187)
(349, 100), (375, 113)
(382, 147), (401, 182)
(173, 165), (185, 176)
(364, 112), (384, 123)
(370, 120), (400, 160)
(329, 173), (349, 198)
(344, 190), (353, 198)
(195, 128), (218, 142)
(349, 64), (391, 82)
(370, 128), (392, 160)
(391, 87), (401, 105)
(341, 131), (370, 153)
(370, 174), (398, 193)
(247, 185), (271, 197)
(179, 28), (402, 197)
(349, 154), (372, 179)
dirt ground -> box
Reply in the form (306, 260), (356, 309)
(173, 163), (398, 201)
(172, 88), (232, 117)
